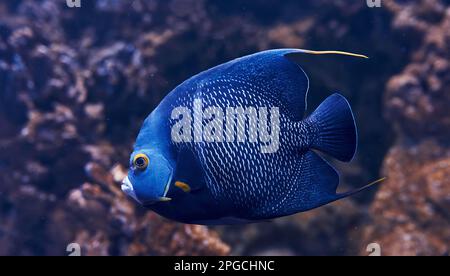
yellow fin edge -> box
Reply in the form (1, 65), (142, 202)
(300, 49), (369, 59)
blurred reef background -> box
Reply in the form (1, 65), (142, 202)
(0, 0), (449, 256)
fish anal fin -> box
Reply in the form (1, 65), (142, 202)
(253, 151), (339, 219)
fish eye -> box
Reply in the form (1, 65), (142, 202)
(133, 153), (149, 171)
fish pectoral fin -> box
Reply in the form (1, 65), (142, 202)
(175, 181), (192, 193)
(172, 146), (208, 193)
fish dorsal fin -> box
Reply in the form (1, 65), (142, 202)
(276, 54), (310, 121)
(289, 49), (369, 59)
(280, 48), (368, 120)
(221, 49), (311, 121)
(233, 49), (367, 121)
(180, 49), (367, 122)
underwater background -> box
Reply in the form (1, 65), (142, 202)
(0, 0), (449, 256)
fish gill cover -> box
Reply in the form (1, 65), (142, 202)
(0, 0), (449, 256)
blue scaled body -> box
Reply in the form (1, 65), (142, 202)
(122, 49), (371, 225)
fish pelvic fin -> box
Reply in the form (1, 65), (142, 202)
(305, 93), (357, 162)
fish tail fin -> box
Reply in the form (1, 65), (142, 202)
(306, 93), (357, 162)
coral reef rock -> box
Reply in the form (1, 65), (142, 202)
(1, 0), (448, 256)
(362, 0), (450, 256)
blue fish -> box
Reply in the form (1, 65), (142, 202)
(121, 49), (382, 225)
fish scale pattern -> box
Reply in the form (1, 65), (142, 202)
(170, 75), (313, 218)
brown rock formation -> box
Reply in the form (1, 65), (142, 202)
(362, 0), (450, 256)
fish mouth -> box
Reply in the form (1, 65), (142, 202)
(121, 176), (141, 204)
(121, 176), (172, 205)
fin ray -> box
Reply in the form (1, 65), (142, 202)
(336, 177), (386, 199)
(298, 49), (369, 59)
